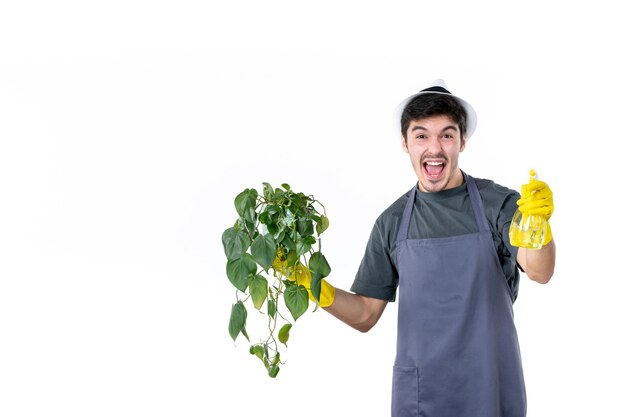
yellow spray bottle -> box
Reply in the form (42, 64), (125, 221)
(509, 169), (548, 249)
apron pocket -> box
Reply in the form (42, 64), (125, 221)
(391, 365), (419, 417)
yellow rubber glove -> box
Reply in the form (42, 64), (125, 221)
(516, 171), (554, 244)
(291, 263), (335, 308)
(272, 255), (335, 307)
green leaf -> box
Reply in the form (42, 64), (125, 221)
(221, 227), (250, 261)
(267, 299), (276, 319)
(309, 251), (331, 278)
(266, 205), (280, 216)
(228, 301), (249, 342)
(262, 182), (274, 200)
(281, 183), (291, 191)
(282, 209), (296, 228)
(268, 364), (280, 378)
(316, 215), (330, 235)
(244, 207), (256, 224)
(226, 253), (257, 291)
(310, 272), (322, 304)
(248, 274), (268, 310)
(286, 249), (298, 268)
(297, 219), (313, 237)
(296, 240), (311, 257)
(284, 284), (309, 321)
(273, 190), (286, 204)
(290, 193), (305, 214)
(278, 323), (292, 345)
(244, 219), (256, 235)
(250, 233), (276, 271)
(262, 343), (270, 369)
(252, 344), (264, 360)
(258, 211), (272, 225)
(273, 229), (285, 243)
(234, 189), (258, 217)
(280, 233), (295, 252)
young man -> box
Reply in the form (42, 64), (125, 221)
(310, 79), (556, 417)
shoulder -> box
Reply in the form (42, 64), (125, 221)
(376, 188), (412, 225)
(473, 176), (520, 203)
(365, 188), (412, 243)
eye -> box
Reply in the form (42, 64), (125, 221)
(415, 134), (427, 140)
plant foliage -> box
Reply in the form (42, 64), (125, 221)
(223, 182), (331, 378)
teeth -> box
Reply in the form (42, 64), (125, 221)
(426, 161), (443, 166)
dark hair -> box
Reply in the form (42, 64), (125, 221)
(400, 93), (467, 140)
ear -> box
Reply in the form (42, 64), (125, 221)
(401, 135), (409, 153)
(460, 136), (467, 152)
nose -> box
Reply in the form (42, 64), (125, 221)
(426, 137), (444, 154)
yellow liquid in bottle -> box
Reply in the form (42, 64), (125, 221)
(509, 209), (546, 249)
(508, 169), (547, 249)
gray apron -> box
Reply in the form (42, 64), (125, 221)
(391, 174), (526, 417)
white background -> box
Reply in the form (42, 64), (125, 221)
(1, 1), (624, 416)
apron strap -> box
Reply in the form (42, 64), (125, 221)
(396, 186), (416, 243)
(465, 173), (491, 233)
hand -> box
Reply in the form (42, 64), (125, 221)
(290, 264), (336, 308)
(273, 256), (335, 307)
(517, 179), (554, 219)
(516, 177), (554, 244)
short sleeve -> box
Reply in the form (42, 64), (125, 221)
(350, 218), (399, 301)
(498, 189), (522, 265)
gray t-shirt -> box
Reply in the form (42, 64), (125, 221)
(350, 175), (522, 302)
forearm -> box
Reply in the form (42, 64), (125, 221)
(517, 239), (556, 284)
(323, 287), (388, 333)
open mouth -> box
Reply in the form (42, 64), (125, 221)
(423, 160), (446, 180)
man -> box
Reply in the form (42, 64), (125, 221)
(309, 79), (556, 417)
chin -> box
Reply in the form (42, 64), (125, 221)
(418, 173), (448, 192)
(418, 180), (442, 193)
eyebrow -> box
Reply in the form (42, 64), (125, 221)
(410, 124), (459, 133)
